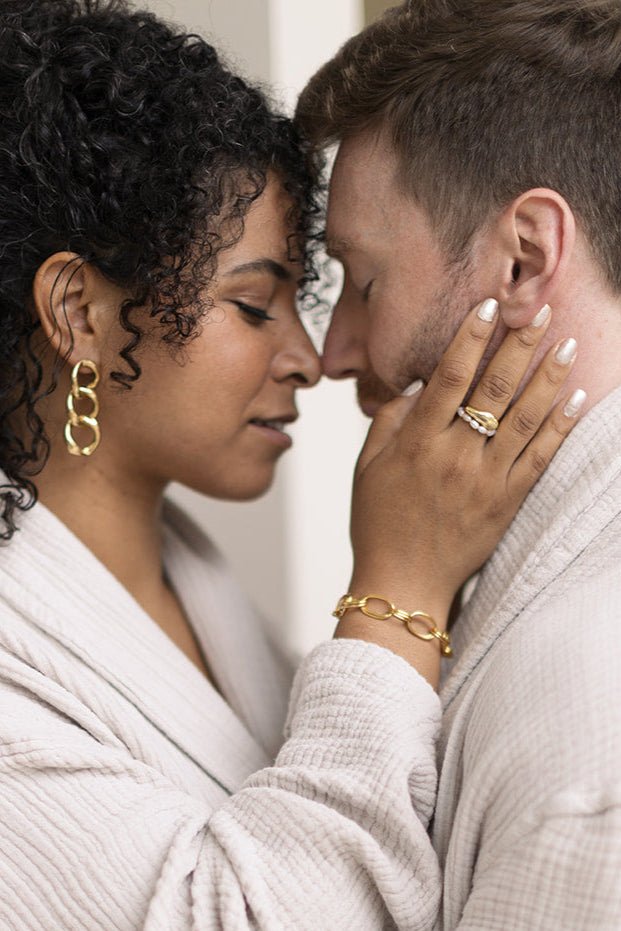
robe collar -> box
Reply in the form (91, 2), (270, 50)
(441, 383), (621, 709)
(0, 493), (292, 793)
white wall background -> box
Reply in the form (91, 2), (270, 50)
(146, 0), (368, 655)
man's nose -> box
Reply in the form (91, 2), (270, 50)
(321, 295), (368, 380)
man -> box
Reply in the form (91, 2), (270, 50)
(297, 0), (621, 927)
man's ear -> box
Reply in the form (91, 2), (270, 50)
(494, 189), (576, 329)
(32, 252), (104, 365)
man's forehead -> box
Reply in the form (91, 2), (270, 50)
(331, 132), (397, 190)
(326, 184), (397, 256)
(327, 133), (401, 246)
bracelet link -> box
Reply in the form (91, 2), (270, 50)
(333, 594), (453, 658)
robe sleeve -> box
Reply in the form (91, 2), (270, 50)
(0, 639), (441, 930)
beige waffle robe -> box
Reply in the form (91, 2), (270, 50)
(0, 385), (620, 928)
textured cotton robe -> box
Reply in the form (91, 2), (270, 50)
(435, 383), (621, 929)
(0, 494), (441, 930)
(1, 384), (621, 929)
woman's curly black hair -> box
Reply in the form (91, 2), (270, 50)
(0, 0), (325, 540)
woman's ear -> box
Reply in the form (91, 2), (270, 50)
(33, 252), (98, 364)
(32, 253), (126, 367)
(494, 189), (576, 329)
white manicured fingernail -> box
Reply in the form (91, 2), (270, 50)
(477, 298), (499, 323)
(401, 379), (424, 397)
(555, 338), (578, 365)
(564, 389), (587, 418)
(531, 304), (551, 327)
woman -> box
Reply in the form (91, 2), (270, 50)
(0, 1), (583, 928)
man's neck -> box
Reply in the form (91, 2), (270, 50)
(531, 247), (621, 415)
(548, 288), (621, 416)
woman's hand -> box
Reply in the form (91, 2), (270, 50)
(339, 300), (584, 684)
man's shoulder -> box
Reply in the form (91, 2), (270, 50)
(464, 560), (620, 793)
(489, 507), (621, 689)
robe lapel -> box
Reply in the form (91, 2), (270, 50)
(0, 498), (272, 794)
(441, 383), (621, 712)
(161, 500), (294, 761)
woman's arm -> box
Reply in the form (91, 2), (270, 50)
(0, 641), (440, 930)
(340, 300), (581, 687)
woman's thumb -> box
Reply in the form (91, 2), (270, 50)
(356, 380), (425, 473)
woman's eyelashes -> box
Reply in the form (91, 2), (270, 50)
(232, 301), (275, 323)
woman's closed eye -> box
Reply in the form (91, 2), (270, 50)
(232, 301), (275, 323)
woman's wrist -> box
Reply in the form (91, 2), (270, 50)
(347, 570), (454, 629)
(333, 612), (444, 687)
(333, 576), (454, 688)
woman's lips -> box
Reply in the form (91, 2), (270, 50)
(248, 416), (296, 448)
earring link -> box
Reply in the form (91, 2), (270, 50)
(64, 359), (101, 457)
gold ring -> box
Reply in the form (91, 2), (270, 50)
(457, 405), (499, 437)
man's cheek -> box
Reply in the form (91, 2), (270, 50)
(367, 330), (399, 381)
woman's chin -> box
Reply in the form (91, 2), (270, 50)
(188, 466), (278, 503)
(224, 477), (276, 502)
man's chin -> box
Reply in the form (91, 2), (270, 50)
(356, 374), (398, 418)
(359, 400), (382, 418)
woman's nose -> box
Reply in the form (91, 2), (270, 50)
(274, 319), (322, 388)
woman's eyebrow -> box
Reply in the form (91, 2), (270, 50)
(224, 259), (292, 281)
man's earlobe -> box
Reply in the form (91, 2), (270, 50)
(495, 189), (575, 329)
(501, 299), (551, 329)
(501, 293), (554, 329)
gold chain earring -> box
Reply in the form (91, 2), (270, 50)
(64, 360), (101, 457)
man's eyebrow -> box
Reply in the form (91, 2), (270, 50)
(325, 237), (356, 259)
(223, 259), (293, 281)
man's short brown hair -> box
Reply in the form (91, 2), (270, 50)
(297, 0), (621, 289)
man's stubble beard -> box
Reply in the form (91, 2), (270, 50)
(358, 256), (478, 412)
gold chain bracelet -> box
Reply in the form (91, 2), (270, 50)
(333, 594), (453, 658)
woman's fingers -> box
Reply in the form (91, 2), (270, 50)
(413, 298), (500, 431)
(460, 303), (553, 433)
(492, 337), (578, 461)
(509, 389), (587, 500)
